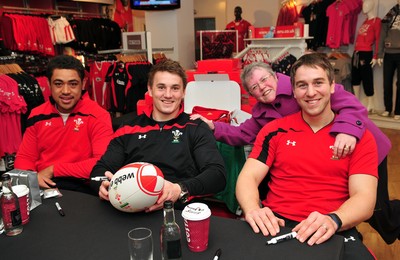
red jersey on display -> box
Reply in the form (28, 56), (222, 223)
(36, 76), (51, 102)
(113, 0), (134, 31)
(89, 61), (113, 110)
(326, 1), (351, 49)
(249, 112), (378, 222)
(0, 75), (27, 156)
(105, 62), (130, 113)
(225, 19), (251, 52)
(354, 17), (381, 59)
(276, 1), (302, 26)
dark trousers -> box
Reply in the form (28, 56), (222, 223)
(383, 52), (400, 114)
(351, 51), (374, 96)
(367, 157), (400, 244)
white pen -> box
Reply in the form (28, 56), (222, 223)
(266, 231), (297, 245)
(213, 248), (221, 260)
(55, 202), (65, 217)
(91, 176), (109, 181)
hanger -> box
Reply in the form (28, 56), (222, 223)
(328, 50), (351, 60)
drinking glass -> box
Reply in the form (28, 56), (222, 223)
(128, 227), (153, 260)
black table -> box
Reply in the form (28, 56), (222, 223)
(0, 190), (344, 260)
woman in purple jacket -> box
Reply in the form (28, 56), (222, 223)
(192, 61), (399, 244)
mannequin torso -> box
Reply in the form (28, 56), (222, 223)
(226, 6), (251, 52)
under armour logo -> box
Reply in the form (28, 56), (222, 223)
(344, 236), (356, 242)
(138, 134), (147, 139)
(286, 140), (296, 146)
(45, 122), (52, 126)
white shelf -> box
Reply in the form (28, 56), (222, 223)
(244, 37), (313, 42)
(235, 37), (312, 62)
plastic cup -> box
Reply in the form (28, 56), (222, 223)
(11, 185), (30, 225)
(181, 202), (211, 252)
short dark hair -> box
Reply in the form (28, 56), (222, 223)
(290, 53), (334, 87)
(147, 59), (187, 89)
(46, 55), (85, 82)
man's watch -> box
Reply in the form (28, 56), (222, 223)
(178, 183), (190, 204)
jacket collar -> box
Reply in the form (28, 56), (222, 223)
(276, 73), (293, 96)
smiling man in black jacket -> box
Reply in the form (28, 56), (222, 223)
(90, 59), (226, 211)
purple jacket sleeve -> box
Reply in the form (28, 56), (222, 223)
(214, 77), (370, 147)
(213, 114), (267, 146)
(330, 84), (368, 140)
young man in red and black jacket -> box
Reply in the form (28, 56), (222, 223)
(90, 59), (226, 210)
(15, 55), (114, 195)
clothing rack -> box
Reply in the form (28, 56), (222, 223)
(0, 5), (101, 17)
(97, 48), (173, 56)
(0, 55), (16, 64)
(97, 49), (148, 55)
(0, 63), (23, 74)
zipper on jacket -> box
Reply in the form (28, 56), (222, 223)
(159, 122), (165, 132)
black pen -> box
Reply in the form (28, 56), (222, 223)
(213, 248), (222, 260)
(55, 202), (65, 217)
(266, 231), (297, 245)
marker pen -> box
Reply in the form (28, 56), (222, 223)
(266, 231), (297, 245)
(91, 176), (109, 181)
(55, 202), (65, 217)
(213, 248), (222, 260)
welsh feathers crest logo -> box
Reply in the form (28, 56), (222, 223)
(74, 118), (84, 131)
(172, 130), (183, 143)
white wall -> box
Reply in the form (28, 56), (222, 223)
(193, 0), (226, 30)
(176, 0), (195, 68)
(132, 10), (145, 31)
(225, 0), (278, 27)
(145, 0), (195, 69)
(194, 0), (279, 29)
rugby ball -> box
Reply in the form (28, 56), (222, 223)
(108, 162), (164, 212)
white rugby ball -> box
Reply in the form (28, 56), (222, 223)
(108, 162), (164, 212)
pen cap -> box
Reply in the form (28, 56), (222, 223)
(181, 203), (211, 252)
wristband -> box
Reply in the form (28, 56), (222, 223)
(327, 213), (342, 232)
